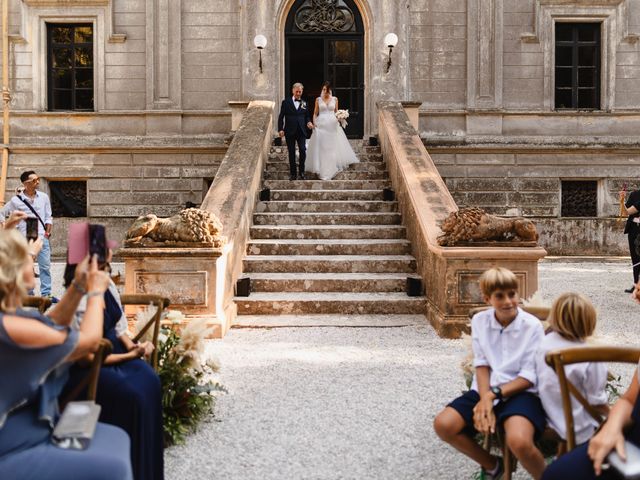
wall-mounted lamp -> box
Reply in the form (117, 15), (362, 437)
(253, 34), (267, 74)
(384, 32), (398, 73)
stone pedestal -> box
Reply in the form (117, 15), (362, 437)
(120, 247), (234, 338)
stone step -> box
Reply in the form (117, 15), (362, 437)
(268, 152), (383, 163)
(243, 255), (417, 273)
(233, 314), (426, 328)
(247, 272), (412, 292)
(270, 189), (386, 201)
(247, 239), (411, 256)
(255, 200), (398, 214)
(249, 224), (407, 239)
(235, 292), (426, 315)
(265, 162), (386, 173)
(264, 170), (388, 181)
(263, 179), (391, 190)
(252, 212), (402, 226)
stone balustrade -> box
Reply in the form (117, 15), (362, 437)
(122, 100), (274, 337)
(378, 102), (547, 338)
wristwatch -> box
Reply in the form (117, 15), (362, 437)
(490, 385), (503, 401)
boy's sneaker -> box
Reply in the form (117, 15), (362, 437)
(477, 459), (504, 480)
(45, 295), (59, 304)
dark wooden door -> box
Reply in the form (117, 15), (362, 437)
(285, 0), (364, 138)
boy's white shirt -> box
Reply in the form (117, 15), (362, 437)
(471, 307), (543, 395)
(535, 331), (607, 444)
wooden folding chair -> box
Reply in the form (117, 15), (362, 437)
(23, 295), (52, 314)
(60, 338), (113, 408)
(120, 294), (170, 371)
(545, 346), (640, 452)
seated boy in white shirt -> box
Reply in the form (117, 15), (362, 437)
(434, 267), (546, 480)
(535, 292), (608, 446)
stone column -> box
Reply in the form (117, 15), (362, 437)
(377, 1), (409, 103)
(146, 0), (182, 109)
(466, 0), (503, 110)
(241, 0), (276, 101)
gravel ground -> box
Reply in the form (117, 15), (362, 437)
(47, 261), (640, 479)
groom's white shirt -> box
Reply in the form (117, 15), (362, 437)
(292, 96), (300, 109)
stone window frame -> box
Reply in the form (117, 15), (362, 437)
(522, 1), (639, 112)
(18, 1), (126, 112)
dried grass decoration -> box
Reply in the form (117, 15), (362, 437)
(135, 309), (226, 446)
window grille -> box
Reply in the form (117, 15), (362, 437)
(561, 180), (597, 217)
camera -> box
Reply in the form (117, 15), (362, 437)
(25, 217), (39, 242)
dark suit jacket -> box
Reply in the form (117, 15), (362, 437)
(278, 97), (312, 138)
(625, 189), (640, 234)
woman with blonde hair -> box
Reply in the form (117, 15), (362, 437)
(0, 229), (132, 479)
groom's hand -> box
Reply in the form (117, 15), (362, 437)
(278, 130), (284, 137)
(307, 122), (314, 129)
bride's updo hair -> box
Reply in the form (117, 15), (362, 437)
(321, 81), (332, 94)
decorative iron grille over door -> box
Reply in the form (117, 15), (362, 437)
(285, 0), (364, 138)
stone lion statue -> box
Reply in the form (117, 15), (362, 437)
(437, 207), (538, 246)
(125, 208), (224, 248)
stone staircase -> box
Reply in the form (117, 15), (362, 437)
(234, 140), (426, 325)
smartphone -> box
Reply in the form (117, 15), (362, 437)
(606, 440), (640, 479)
(67, 223), (107, 265)
(88, 224), (107, 264)
(25, 217), (39, 242)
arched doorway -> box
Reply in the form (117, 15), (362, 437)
(285, 0), (365, 138)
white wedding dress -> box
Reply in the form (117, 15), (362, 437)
(305, 96), (359, 180)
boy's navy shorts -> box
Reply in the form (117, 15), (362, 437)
(448, 390), (546, 437)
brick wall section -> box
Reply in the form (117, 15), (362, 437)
(181, 0), (241, 110)
(6, 150), (224, 217)
(502, 0), (544, 109)
(616, 1), (640, 108)
(107, 0), (147, 110)
(408, 0), (467, 108)
(432, 151), (637, 218)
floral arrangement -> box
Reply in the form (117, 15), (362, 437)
(335, 109), (349, 129)
(135, 308), (225, 446)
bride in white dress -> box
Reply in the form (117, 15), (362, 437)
(305, 81), (359, 180)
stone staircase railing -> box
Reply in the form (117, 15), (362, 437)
(378, 102), (547, 338)
(122, 101), (274, 337)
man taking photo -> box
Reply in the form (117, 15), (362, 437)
(1, 171), (56, 301)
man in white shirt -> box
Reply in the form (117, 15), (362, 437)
(1, 171), (55, 300)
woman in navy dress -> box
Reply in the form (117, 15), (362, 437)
(64, 260), (164, 480)
(0, 229), (132, 479)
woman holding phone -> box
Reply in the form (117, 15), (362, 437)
(63, 246), (163, 480)
(0, 229), (132, 479)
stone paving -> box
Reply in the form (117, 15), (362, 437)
(160, 260), (640, 480)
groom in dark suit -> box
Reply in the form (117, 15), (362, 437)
(278, 82), (313, 180)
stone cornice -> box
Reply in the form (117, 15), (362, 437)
(22, 0), (109, 6)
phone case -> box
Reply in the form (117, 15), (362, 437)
(67, 222), (89, 264)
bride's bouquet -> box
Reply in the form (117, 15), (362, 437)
(335, 109), (349, 129)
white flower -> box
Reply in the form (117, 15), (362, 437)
(335, 109), (349, 129)
(206, 355), (221, 372)
(165, 309), (186, 324)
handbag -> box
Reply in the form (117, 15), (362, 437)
(52, 401), (101, 450)
(17, 195), (46, 230)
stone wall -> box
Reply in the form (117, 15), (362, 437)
(5, 146), (225, 258)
